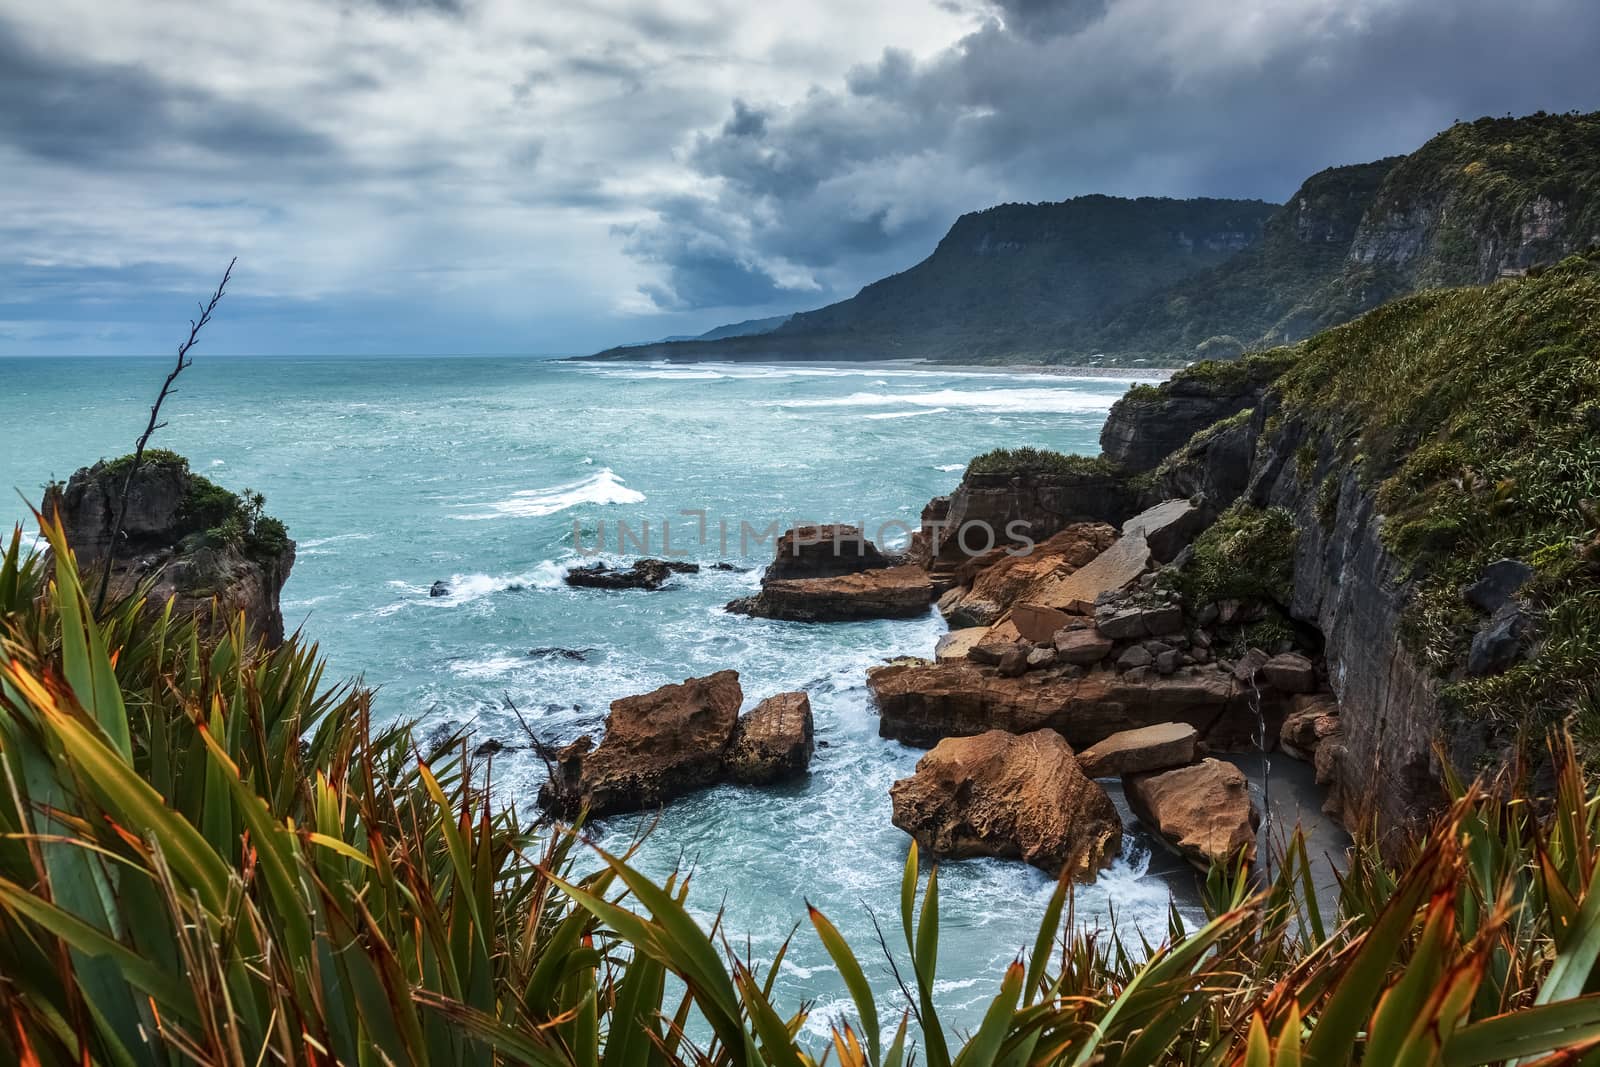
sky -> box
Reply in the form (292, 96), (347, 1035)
(1, 0), (1597, 357)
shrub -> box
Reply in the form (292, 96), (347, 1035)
(965, 447), (1119, 478)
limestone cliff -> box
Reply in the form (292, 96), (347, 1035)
(1112, 255), (1600, 844)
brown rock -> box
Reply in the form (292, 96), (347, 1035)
(537, 671), (743, 817)
(890, 729), (1122, 880)
(869, 660), (1278, 750)
(1055, 627), (1113, 664)
(1125, 758), (1259, 870)
(728, 691), (814, 784)
(1280, 694), (1340, 762)
(1028, 532), (1151, 614)
(1076, 722), (1199, 778)
(997, 648), (1028, 677)
(1262, 652), (1317, 693)
(934, 627), (989, 663)
(764, 525), (894, 582)
(727, 565), (932, 622)
(939, 523), (1117, 627)
(1012, 602), (1073, 643)
(45, 456), (295, 646)
(1025, 646), (1057, 670)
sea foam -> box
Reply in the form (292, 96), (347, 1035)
(454, 468), (645, 520)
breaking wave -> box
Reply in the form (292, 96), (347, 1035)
(453, 468), (645, 520)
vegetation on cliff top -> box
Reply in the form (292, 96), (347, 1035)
(99, 448), (291, 561)
(965, 446), (1119, 478)
(7, 524), (1600, 1062)
(1275, 250), (1600, 739)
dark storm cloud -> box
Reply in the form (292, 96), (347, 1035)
(0, 18), (332, 168)
(628, 0), (1600, 312)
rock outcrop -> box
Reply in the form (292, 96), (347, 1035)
(566, 559), (699, 590)
(869, 659), (1278, 751)
(1125, 759), (1260, 870)
(44, 453), (295, 645)
(727, 692), (814, 784)
(1100, 365), (1280, 474)
(538, 671), (744, 817)
(889, 729), (1122, 880)
(922, 466), (1136, 578)
(726, 525), (932, 622)
(537, 674), (816, 817)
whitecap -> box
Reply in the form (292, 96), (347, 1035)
(299, 531), (374, 549)
(863, 406), (949, 420)
(934, 463), (966, 472)
(765, 388), (1119, 415)
(453, 468), (645, 521)
(209, 458), (225, 467)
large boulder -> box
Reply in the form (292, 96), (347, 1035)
(727, 565), (932, 622)
(1280, 694), (1340, 763)
(1122, 499), (1208, 564)
(889, 729), (1122, 880)
(938, 523), (1117, 627)
(537, 671), (744, 817)
(868, 660), (1278, 750)
(1025, 532), (1151, 614)
(44, 453), (295, 645)
(1125, 759), (1260, 870)
(1076, 722), (1199, 778)
(935, 627), (990, 662)
(727, 692), (814, 784)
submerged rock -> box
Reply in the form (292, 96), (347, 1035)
(1125, 758), (1259, 870)
(565, 558), (699, 590)
(890, 729), (1121, 880)
(529, 647), (595, 662)
(429, 580), (451, 597)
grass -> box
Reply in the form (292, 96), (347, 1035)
(965, 447), (1119, 478)
(1174, 504), (1298, 609)
(6, 521), (1600, 1061)
(1273, 250), (1600, 736)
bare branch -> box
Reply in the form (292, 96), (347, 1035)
(94, 258), (236, 613)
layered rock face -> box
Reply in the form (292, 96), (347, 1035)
(45, 455), (295, 645)
(726, 525), (933, 622)
(537, 673), (815, 817)
(889, 729), (1121, 880)
(1245, 413), (1447, 840)
(1100, 365), (1280, 474)
(869, 660), (1278, 751)
(922, 468), (1135, 579)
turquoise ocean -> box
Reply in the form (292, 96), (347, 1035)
(2, 355), (1224, 1039)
